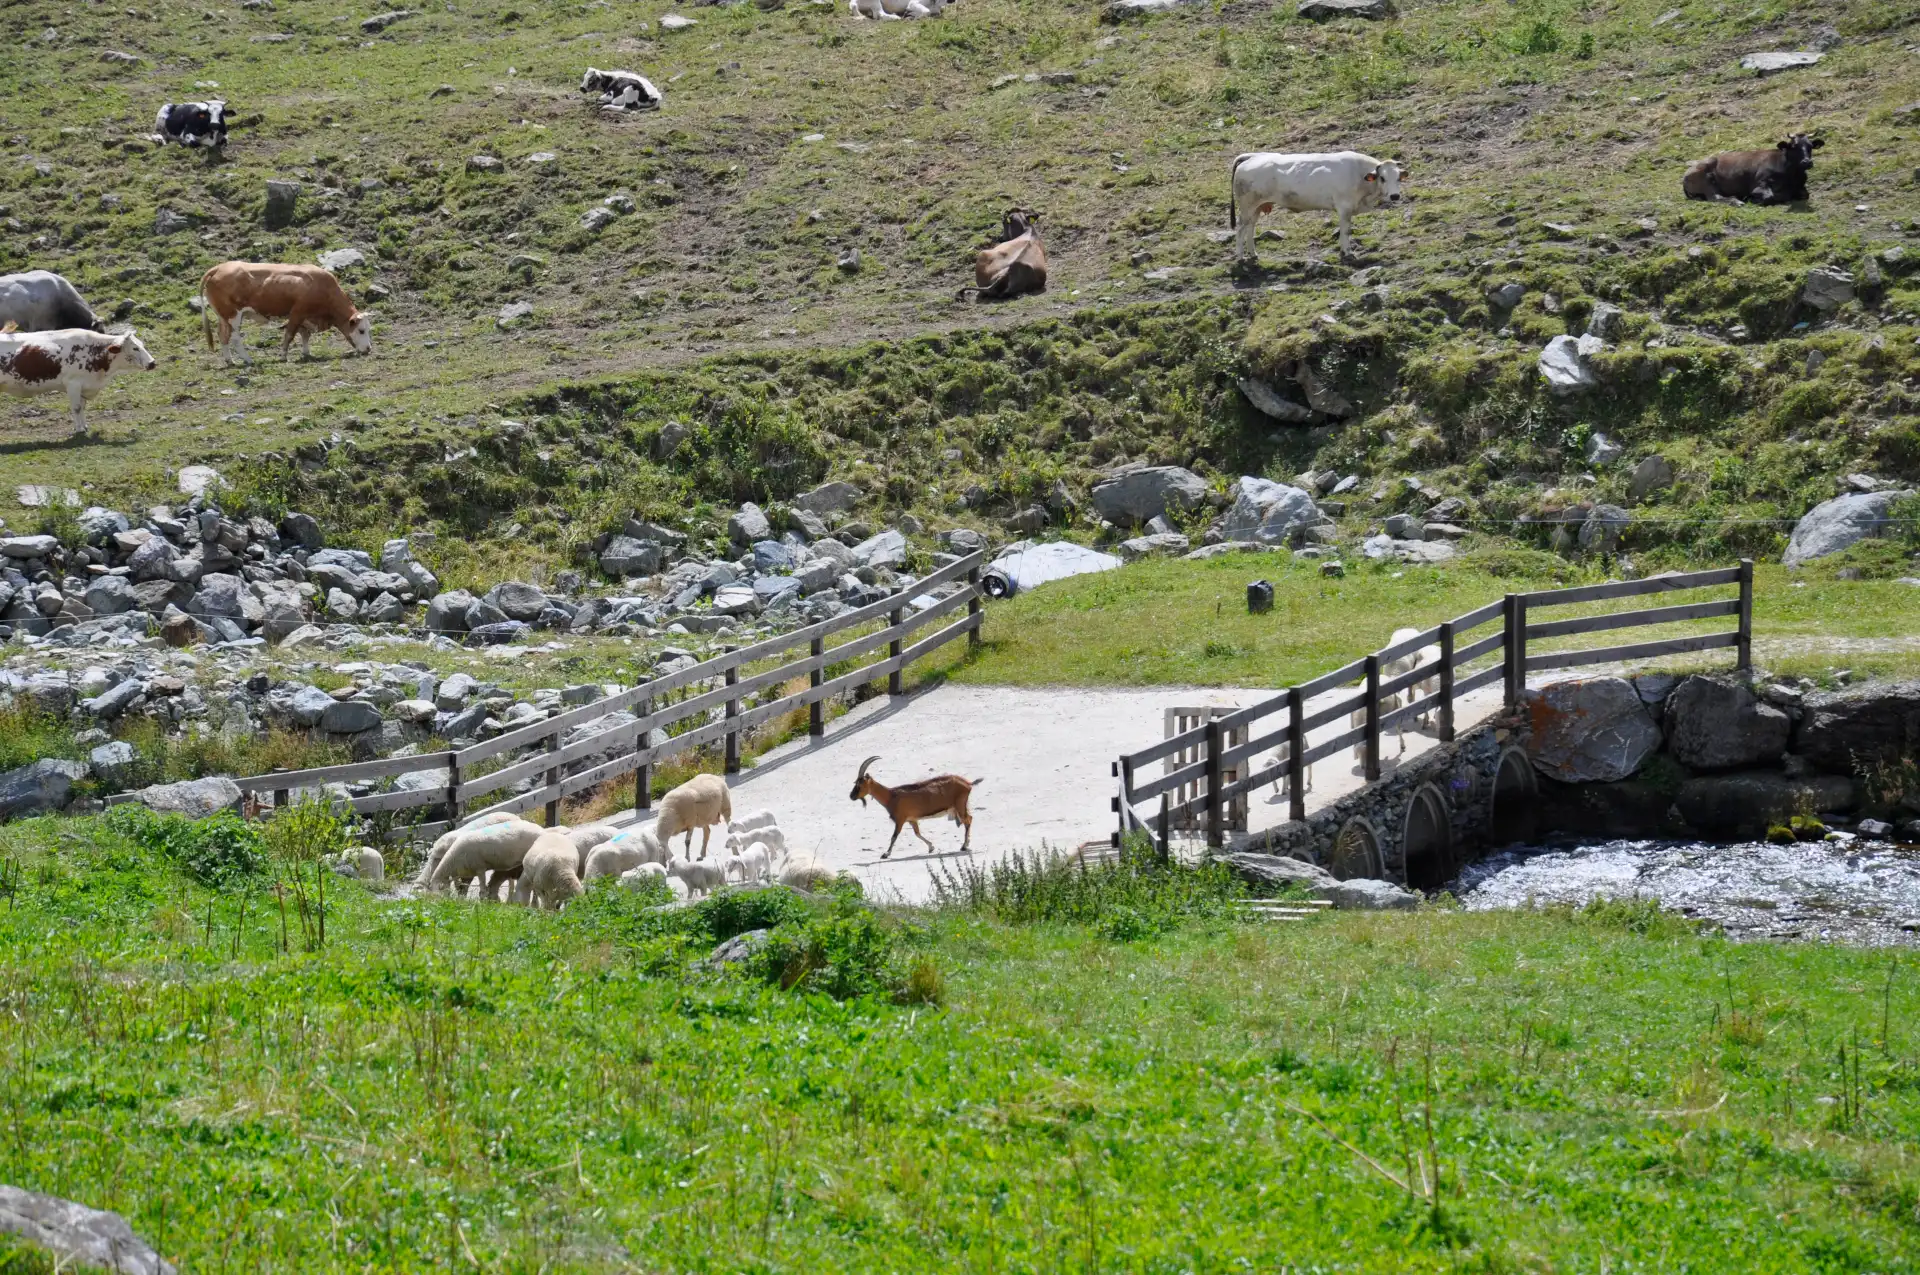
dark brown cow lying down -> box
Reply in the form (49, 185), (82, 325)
(1683, 133), (1822, 205)
(959, 209), (1047, 301)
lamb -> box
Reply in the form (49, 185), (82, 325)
(1351, 627), (1436, 762)
(583, 827), (665, 882)
(723, 844), (772, 884)
(426, 818), (546, 894)
(514, 830), (584, 910)
(668, 855), (726, 898)
(655, 773), (732, 859)
(730, 809), (779, 836)
(725, 824), (786, 856)
(619, 861), (669, 890)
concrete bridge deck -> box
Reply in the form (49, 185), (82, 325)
(609, 676), (1510, 904)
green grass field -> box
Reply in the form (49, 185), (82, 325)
(1, 811), (1917, 1271)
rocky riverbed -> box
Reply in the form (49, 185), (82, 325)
(1453, 837), (1920, 946)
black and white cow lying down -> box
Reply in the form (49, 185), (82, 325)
(579, 69), (662, 113)
(154, 100), (231, 147)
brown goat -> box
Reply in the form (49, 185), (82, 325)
(849, 755), (980, 858)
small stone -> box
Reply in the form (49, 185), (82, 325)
(263, 180), (299, 229)
(496, 300), (533, 328)
(468, 155), (503, 173)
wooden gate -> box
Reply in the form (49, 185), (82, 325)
(1164, 707), (1249, 834)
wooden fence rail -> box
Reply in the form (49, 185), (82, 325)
(1113, 561), (1753, 859)
(197, 550), (987, 840)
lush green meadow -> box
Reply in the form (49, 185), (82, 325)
(0, 811), (1916, 1271)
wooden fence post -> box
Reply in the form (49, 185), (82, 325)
(1502, 593), (1520, 710)
(1513, 595), (1529, 705)
(1437, 621), (1456, 744)
(809, 635), (825, 737)
(543, 727), (562, 827)
(967, 562), (982, 648)
(1363, 655), (1381, 783)
(634, 682), (653, 812)
(1157, 794), (1170, 865)
(1117, 758), (1134, 846)
(1204, 717), (1224, 849)
(445, 751), (462, 829)
(272, 768), (288, 811)
(1286, 686), (1306, 824)
(1736, 558), (1754, 671)
(724, 662), (740, 775)
(888, 587), (905, 696)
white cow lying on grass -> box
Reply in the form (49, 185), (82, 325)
(1229, 150), (1406, 262)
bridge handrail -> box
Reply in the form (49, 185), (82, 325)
(1113, 561), (1754, 858)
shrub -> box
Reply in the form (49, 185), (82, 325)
(929, 834), (1240, 932)
(264, 797), (353, 864)
(750, 901), (903, 1000)
(104, 806), (267, 889)
(693, 886), (813, 942)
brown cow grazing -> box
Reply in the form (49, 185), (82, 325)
(200, 262), (373, 366)
(958, 208), (1047, 301)
(1683, 134), (1822, 205)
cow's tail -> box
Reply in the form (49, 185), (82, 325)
(200, 278), (214, 350)
(1228, 152), (1255, 229)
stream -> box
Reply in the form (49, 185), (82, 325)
(1450, 837), (1920, 946)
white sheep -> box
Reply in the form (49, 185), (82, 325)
(427, 818), (546, 894)
(583, 827), (665, 882)
(417, 810), (519, 885)
(726, 824), (786, 856)
(668, 855), (725, 898)
(655, 773), (732, 860)
(514, 830), (584, 910)
(778, 856), (835, 892)
(619, 861), (669, 890)
(1351, 627), (1437, 763)
(730, 809), (779, 835)
(565, 823), (620, 874)
(349, 846), (385, 881)
(724, 844), (772, 884)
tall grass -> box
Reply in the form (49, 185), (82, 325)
(928, 833), (1242, 938)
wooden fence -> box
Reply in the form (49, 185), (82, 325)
(221, 550), (987, 840)
(1113, 561), (1754, 856)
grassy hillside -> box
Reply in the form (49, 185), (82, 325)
(0, 0), (1914, 581)
(2, 811), (1917, 1270)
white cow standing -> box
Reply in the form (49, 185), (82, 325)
(0, 328), (156, 435)
(1230, 150), (1406, 262)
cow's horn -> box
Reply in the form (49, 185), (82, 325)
(856, 755), (881, 780)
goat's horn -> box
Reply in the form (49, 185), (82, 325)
(856, 755), (881, 780)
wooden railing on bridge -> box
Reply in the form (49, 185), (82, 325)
(218, 550), (987, 840)
(1112, 561), (1754, 857)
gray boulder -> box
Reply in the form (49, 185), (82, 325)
(435, 672), (477, 709)
(129, 776), (242, 818)
(1628, 454), (1674, 502)
(190, 572), (246, 620)
(1741, 50), (1822, 72)
(264, 179), (299, 228)
(320, 700), (383, 734)
(128, 536), (177, 581)
(379, 540), (440, 597)
(1675, 772), (1855, 838)
(1795, 681), (1920, 774)
(752, 539), (793, 573)
(701, 928), (772, 969)
(1783, 491), (1912, 566)
(712, 585), (760, 617)
(0, 1184), (175, 1275)
(1091, 466), (1209, 526)
(0, 759), (89, 820)
(1219, 853), (1334, 892)
(729, 502), (772, 544)
(467, 620), (529, 645)
(362, 591), (405, 624)
(89, 740), (137, 785)
(1218, 477), (1320, 544)
(326, 588), (360, 622)
(489, 581), (547, 622)
(1118, 532), (1192, 561)
(1524, 677), (1662, 782)
(794, 480), (862, 515)
(1298, 0), (1392, 15)
(1577, 504), (1631, 554)
(439, 702), (489, 740)
(1237, 377), (1313, 424)
(288, 685), (335, 727)
(83, 575), (137, 615)
(1801, 265), (1854, 312)
(81, 678), (143, 720)
(279, 511), (323, 549)
(464, 598), (508, 629)
(1663, 676), (1791, 770)
(600, 534), (662, 578)
(1539, 334), (1602, 395)
(1585, 301), (1625, 340)
(852, 529), (908, 570)
(0, 534), (57, 560)
(426, 588), (474, 633)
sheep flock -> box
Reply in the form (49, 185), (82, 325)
(404, 776), (833, 909)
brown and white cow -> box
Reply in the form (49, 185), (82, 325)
(1682, 134), (1821, 205)
(200, 261), (372, 366)
(958, 209), (1047, 302)
(0, 327), (156, 435)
